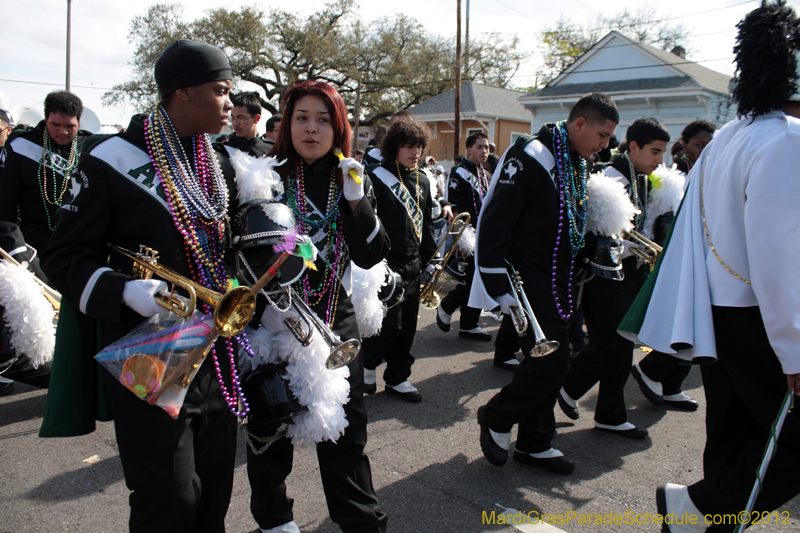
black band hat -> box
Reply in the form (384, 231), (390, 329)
(155, 39), (232, 98)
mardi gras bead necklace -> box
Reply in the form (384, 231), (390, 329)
(287, 158), (346, 326)
(144, 105), (250, 417)
(396, 162), (422, 239)
(680, 153), (694, 172)
(38, 129), (79, 230)
(550, 121), (588, 320)
(626, 155), (647, 230)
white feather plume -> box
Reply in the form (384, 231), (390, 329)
(642, 165), (686, 239)
(350, 261), (389, 338)
(231, 151), (285, 203)
(0, 260), (56, 368)
(585, 171), (639, 236)
(243, 321), (351, 448)
(456, 224), (476, 257)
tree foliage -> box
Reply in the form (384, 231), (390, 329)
(537, 4), (691, 85)
(103, 0), (524, 125)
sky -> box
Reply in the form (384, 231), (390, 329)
(2, 0), (796, 129)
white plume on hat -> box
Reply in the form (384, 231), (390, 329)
(585, 171), (639, 237)
(231, 151), (285, 202)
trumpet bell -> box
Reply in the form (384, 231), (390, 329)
(214, 286), (256, 337)
(529, 340), (560, 358)
(325, 339), (361, 369)
(419, 291), (441, 310)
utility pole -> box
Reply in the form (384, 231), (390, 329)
(353, 77), (362, 152)
(66, 0), (72, 91)
(454, 0), (462, 159)
(465, 0), (470, 69)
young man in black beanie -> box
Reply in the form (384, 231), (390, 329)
(42, 40), (240, 533)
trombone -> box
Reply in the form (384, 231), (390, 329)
(419, 212), (471, 309)
(505, 261), (560, 358)
(621, 229), (663, 265)
(0, 247), (61, 313)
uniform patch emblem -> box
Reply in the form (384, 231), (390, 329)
(502, 157), (522, 180)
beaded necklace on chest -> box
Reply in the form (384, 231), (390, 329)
(680, 153), (694, 172)
(396, 162), (422, 239)
(144, 105), (251, 417)
(461, 161), (489, 215)
(38, 129), (79, 231)
(286, 158), (346, 327)
(626, 155), (647, 230)
(550, 121), (588, 320)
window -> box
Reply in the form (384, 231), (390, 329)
(510, 132), (526, 144)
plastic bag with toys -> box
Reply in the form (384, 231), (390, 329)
(94, 311), (219, 418)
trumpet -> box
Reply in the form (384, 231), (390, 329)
(266, 288), (360, 370)
(505, 261), (560, 358)
(419, 212), (471, 309)
(621, 229), (663, 265)
(0, 247), (61, 313)
(110, 244), (261, 338)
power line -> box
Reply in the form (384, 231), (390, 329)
(491, 0), (544, 27)
(0, 78), (112, 90)
(508, 55), (735, 78)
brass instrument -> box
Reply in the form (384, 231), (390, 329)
(622, 229), (663, 265)
(267, 288), (360, 370)
(419, 212), (471, 309)
(0, 247), (61, 313)
(506, 261), (560, 357)
(110, 244), (259, 338)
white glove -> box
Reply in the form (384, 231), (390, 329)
(620, 239), (638, 260)
(123, 279), (170, 317)
(339, 157), (365, 201)
(259, 300), (301, 335)
(496, 293), (517, 315)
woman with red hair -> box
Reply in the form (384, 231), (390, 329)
(246, 80), (389, 533)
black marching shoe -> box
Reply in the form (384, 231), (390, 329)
(436, 306), (451, 333)
(664, 394), (699, 411)
(364, 383), (377, 395)
(385, 382), (422, 403)
(655, 486), (671, 533)
(477, 406), (507, 466)
(459, 327), (492, 341)
(594, 425), (649, 439)
(0, 381), (14, 396)
(557, 389), (579, 420)
(631, 364), (664, 405)
(513, 450), (575, 475)
(493, 354), (520, 371)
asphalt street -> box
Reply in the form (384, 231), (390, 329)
(1, 308), (799, 532)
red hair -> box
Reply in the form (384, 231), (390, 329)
(272, 80), (352, 163)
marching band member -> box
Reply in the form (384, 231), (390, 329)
(673, 120), (715, 175)
(362, 116), (437, 402)
(41, 40), (244, 532)
(437, 132), (492, 341)
(558, 117), (673, 438)
(470, 93), (619, 475)
(624, 2), (800, 526)
(244, 80), (389, 533)
(0, 91), (87, 253)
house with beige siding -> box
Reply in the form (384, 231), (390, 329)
(408, 82), (531, 161)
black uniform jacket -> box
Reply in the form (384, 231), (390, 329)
(224, 133), (273, 158)
(41, 114), (239, 348)
(476, 125), (581, 303)
(0, 121), (90, 252)
(369, 159), (436, 266)
(447, 159), (487, 224)
(273, 153), (390, 339)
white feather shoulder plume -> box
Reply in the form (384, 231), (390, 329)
(0, 260), (56, 368)
(231, 151), (285, 203)
(350, 261), (389, 338)
(457, 224), (476, 257)
(642, 164), (685, 239)
(585, 171), (639, 236)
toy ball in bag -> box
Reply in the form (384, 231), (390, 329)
(120, 354), (166, 397)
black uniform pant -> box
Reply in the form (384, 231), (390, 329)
(247, 352), (388, 533)
(0, 353), (51, 388)
(494, 314), (519, 364)
(440, 256), (481, 330)
(104, 358), (237, 533)
(362, 252), (420, 386)
(638, 349), (691, 396)
(687, 306), (800, 531)
(482, 291), (572, 454)
(562, 263), (641, 426)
